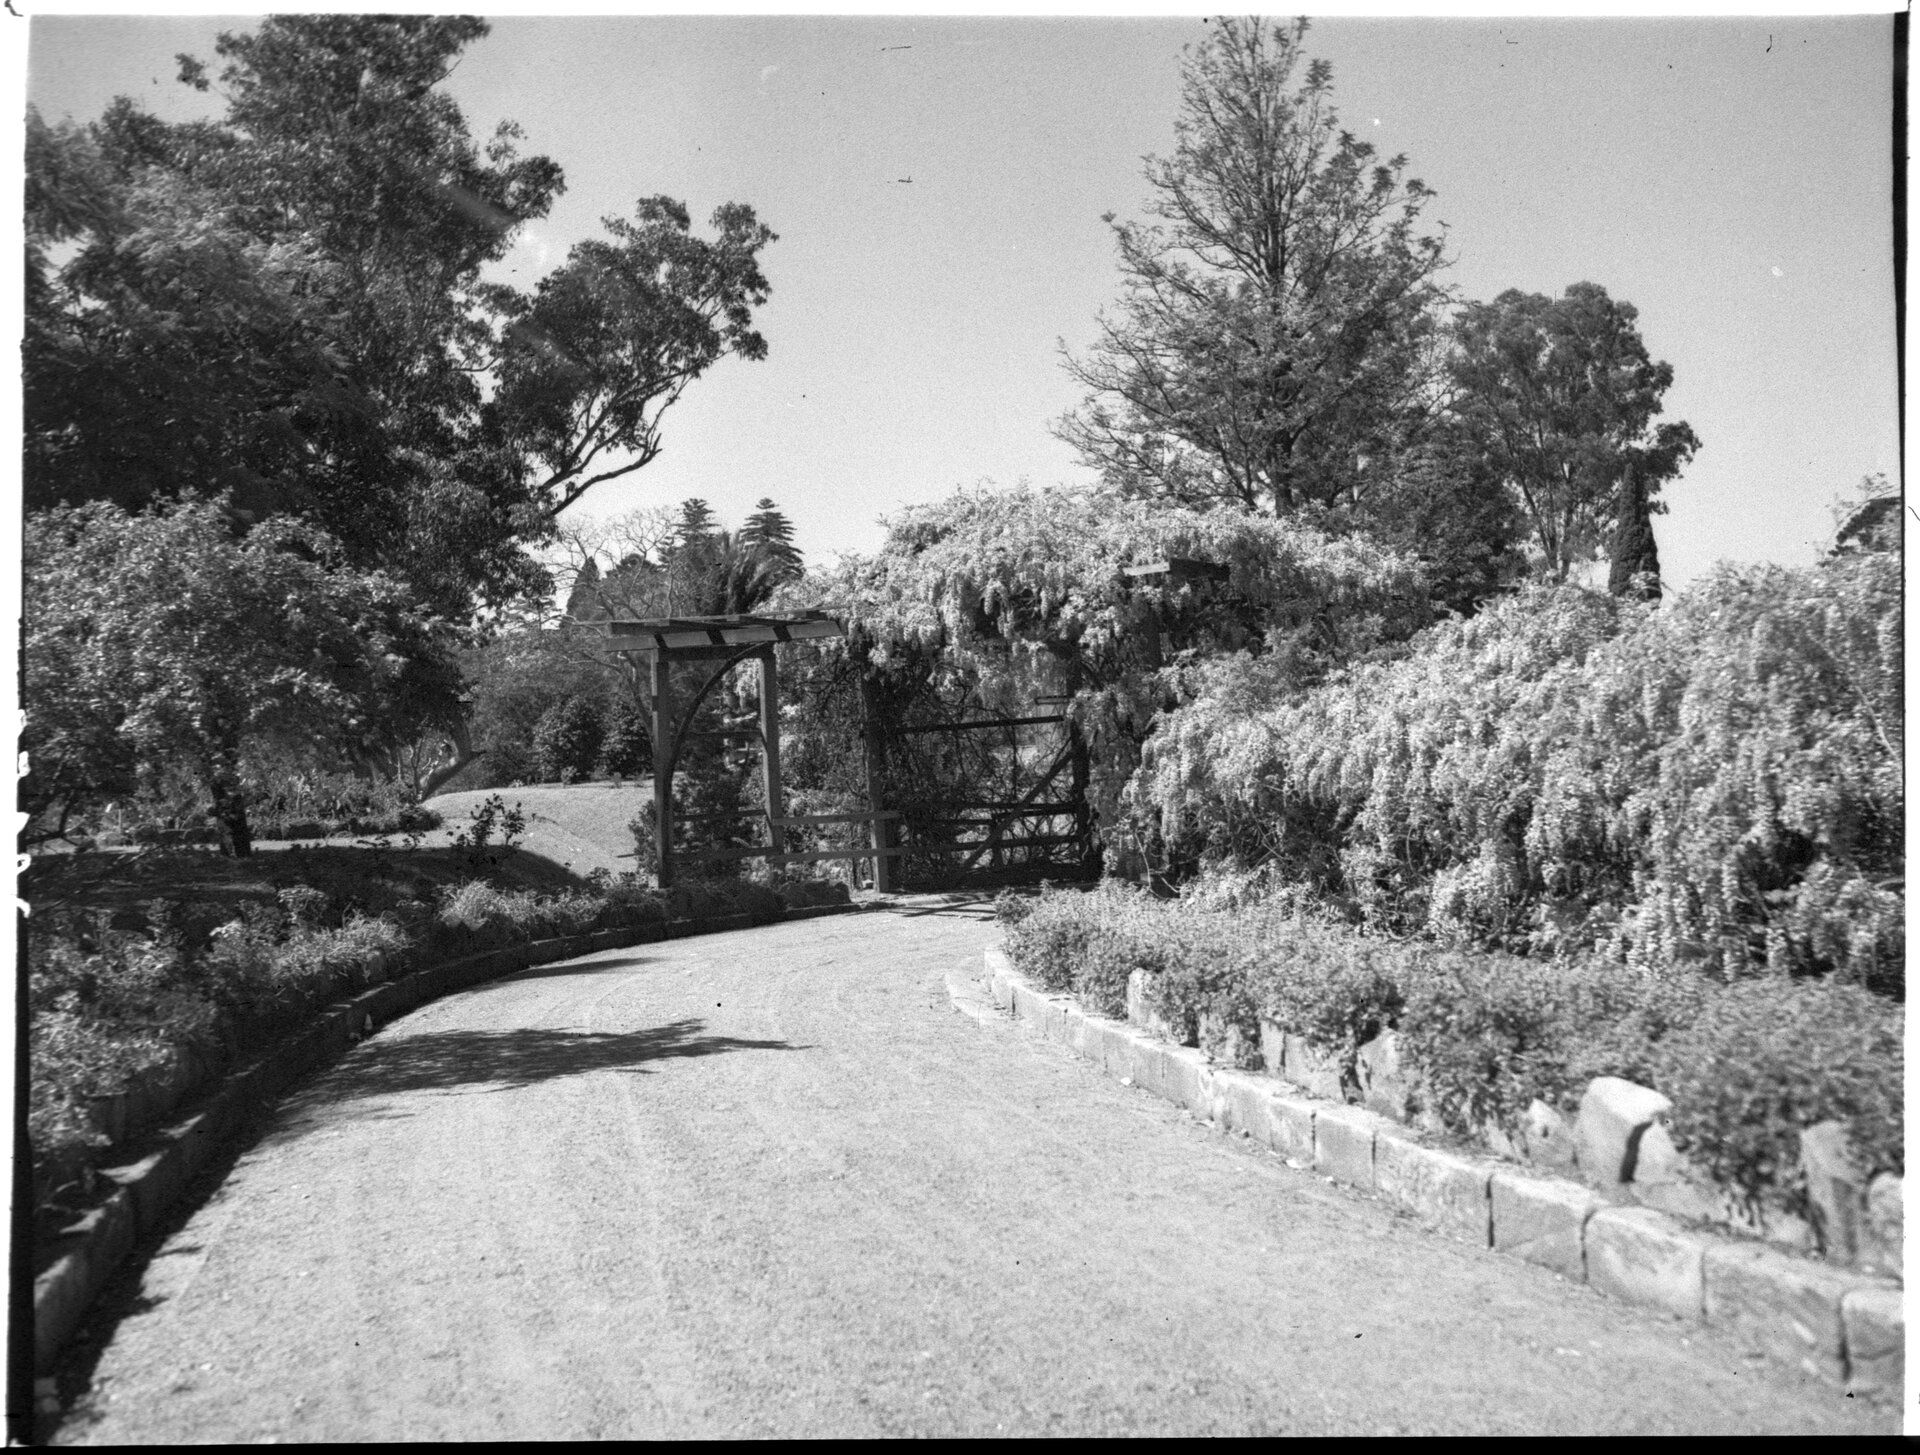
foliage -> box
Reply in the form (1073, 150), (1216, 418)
(28, 16), (775, 624)
(999, 882), (1902, 1211)
(24, 499), (456, 856)
(450, 795), (528, 870)
(1058, 17), (1450, 522)
(1446, 282), (1700, 593)
(793, 484), (1431, 875)
(531, 696), (605, 783)
(1649, 978), (1904, 1207)
(450, 617), (618, 790)
(485, 199), (776, 518)
(1395, 951), (1702, 1135)
(242, 769), (439, 841)
(1137, 552), (1902, 988)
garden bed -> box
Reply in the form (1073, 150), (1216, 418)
(25, 838), (849, 1259)
(996, 883), (1903, 1273)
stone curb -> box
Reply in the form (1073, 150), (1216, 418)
(32, 899), (871, 1374)
(977, 946), (1902, 1399)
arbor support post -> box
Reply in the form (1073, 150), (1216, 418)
(757, 648), (784, 860)
(650, 651), (674, 888)
(861, 674), (895, 893)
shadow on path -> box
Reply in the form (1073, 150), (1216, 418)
(499, 952), (660, 983)
(297, 1020), (801, 1104)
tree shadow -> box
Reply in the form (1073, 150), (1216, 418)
(881, 893), (1001, 921)
(270, 1019), (802, 1133)
(501, 951), (660, 982)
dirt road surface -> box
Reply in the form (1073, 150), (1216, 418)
(49, 901), (1891, 1439)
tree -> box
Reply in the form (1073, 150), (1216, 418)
(600, 699), (652, 777)
(741, 497), (805, 583)
(484, 198), (776, 518)
(1057, 17), (1450, 520)
(28, 16), (777, 621)
(530, 696), (605, 784)
(23, 500), (455, 856)
(25, 16), (783, 804)
(156, 17), (565, 617)
(1446, 282), (1700, 595)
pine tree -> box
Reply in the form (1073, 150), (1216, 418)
(740, 497), (804, 582)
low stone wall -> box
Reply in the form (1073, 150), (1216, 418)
(986, 949), (1904, 1401)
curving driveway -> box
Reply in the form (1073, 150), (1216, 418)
(50, 901), (1890, 1439)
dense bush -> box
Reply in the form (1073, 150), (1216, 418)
(1137, 554), (1902, 989)
(599, 698), (651, 776)
(1395, 952), (1703, 1136)
(244, 770), (439, 840)
(531, 695), (605, 784)
(1000, 884), (1902, 1213)
(1649, 978), (1904, 1205)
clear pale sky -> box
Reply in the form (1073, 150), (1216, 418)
(18, 6), (1902, 591)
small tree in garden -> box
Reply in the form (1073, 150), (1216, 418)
(24, 499), (455, 856)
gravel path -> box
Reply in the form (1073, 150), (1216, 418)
(50, 902), (1890, 1439)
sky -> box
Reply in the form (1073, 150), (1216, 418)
(16, 5), (1903, 592)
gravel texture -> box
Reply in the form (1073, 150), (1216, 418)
(48, 901), (1891, 1439)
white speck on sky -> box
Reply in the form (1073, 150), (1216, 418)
(14, 6), (1902, 591)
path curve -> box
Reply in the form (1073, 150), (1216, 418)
(51, 903), (1888, 1438)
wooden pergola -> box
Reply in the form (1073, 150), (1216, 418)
(604, 612), (897, 889)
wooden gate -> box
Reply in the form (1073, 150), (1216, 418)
(876, 706), (1098, 891)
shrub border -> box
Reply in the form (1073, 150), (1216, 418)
(30, 899), (871, 1375)
(977, 945), (1903, 1403)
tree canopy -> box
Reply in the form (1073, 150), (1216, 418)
(1057, 17), (1450, 521)
(1445, 281), (1700, 595)
(25, 15), (775, 621)
(24, 500), (454, 855)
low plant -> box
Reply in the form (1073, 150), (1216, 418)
(999, 882), (1903, 1211)
(451, 794), (526, 870)
(1649, 978), (1903, 1215)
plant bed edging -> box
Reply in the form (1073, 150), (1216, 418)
(977, 945), (1902, 1401)
(31, 898), (872, 1375)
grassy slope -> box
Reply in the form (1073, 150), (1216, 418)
(422, 781), (655, 879)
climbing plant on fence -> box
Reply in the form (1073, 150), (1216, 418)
(783, 485), (1433, 876)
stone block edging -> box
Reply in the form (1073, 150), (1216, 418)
(32, 900), (870, 1375)
(978, 945), (1901, 1399)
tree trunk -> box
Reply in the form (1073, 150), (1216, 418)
(417, 719), (478, 800)
(207, 767), (253, 859)
(1608, 465), (1663, 601)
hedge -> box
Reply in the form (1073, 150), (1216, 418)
(1000, 882), (1902, 1216)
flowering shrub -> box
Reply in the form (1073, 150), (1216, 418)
(788, 484), (1434, 876)
(1137, 553), (1902, 988)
